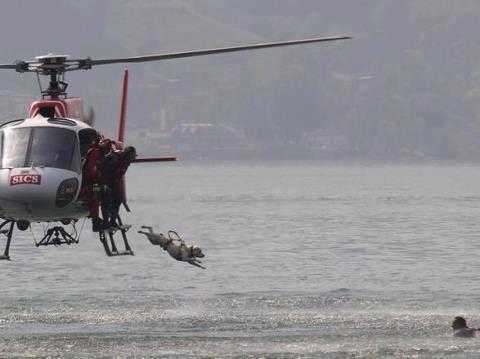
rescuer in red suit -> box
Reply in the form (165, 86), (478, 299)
(101, 146), (136, 229)
(82, 138), (111, 232)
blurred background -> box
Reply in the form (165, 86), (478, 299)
(0, 1), (478, 161)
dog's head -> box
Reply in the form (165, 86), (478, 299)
(192, 246), (205, 258)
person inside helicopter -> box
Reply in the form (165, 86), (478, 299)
(100, 146), (136, 230)
(79, 128), (100, 159)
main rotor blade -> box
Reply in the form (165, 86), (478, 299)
(89, 36), (351, 66)
(134, 157), (177, 163)
(0, 64), (18, 69)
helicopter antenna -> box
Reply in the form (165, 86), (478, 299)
(0, 35), (351, 98)
(35, 72), (42, 94)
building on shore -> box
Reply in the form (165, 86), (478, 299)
(168, 123), (254, 159)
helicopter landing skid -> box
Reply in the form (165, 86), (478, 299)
(0, 220), (15, 260)
(98, 216), (134, 257)
(35, 226), (79, 247)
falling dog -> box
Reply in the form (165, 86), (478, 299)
(138, 226), (206, 269)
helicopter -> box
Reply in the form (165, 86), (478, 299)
(0, 35), (350, 260)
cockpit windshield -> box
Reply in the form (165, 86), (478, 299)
(0, 127), (80, 172)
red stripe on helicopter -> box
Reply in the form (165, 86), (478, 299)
(10, 174), (41, 186)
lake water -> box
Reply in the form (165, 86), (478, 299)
(2, 162), (480, 357)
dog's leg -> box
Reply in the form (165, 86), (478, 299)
(138, 230), (152, 238)
(138, 226), (155, 238)
(188, 260), (206, 269)
(140, 226), (154, 233)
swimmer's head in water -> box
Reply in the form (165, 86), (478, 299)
(452, 316), (468, 329)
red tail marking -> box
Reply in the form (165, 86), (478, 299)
(116, 69), (129, 211)
(117, 69), (129, 143)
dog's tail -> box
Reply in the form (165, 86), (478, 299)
(138, 230), (165, 246)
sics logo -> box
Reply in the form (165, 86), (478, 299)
(10, 174), (41, 186)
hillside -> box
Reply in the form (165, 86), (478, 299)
(1, 1), (480, 160)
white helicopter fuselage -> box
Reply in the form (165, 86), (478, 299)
(0, 116), (91, 222)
